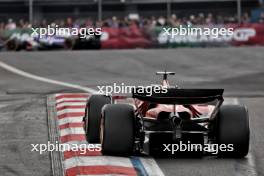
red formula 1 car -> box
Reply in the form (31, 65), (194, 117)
(83, 72), (249, 157)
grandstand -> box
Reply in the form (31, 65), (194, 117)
(0, 0), (261, 23)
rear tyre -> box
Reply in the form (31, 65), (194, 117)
(64, 38), (75, 50)
(216, 105), (249, 158)
(6, 39), (18, 51)
(84, 95), (111, 143)
(101, 104), (135, 156)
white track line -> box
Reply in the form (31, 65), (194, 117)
(55, 93), (89, 97)
(56, 102), (87, 109)
(58, 116), (84, 126)
(60, 127), (85, 137)
(56, 98), (88, 104)
(0, 104), (9, 108)
(140, 157), (165, 176)
(77, 175), (125, 176)
(0, 61), (98, 93)
(64, 156), (134, 170)
(57, 109), (85, 116)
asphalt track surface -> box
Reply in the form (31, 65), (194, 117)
(0, 47), (263, 176)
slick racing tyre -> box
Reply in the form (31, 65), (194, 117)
(64, 38), (75, 50)
(101, 104), (135, 156)
(84, 95), (111, 143)
(6, 39), (19, 51)
(216, 105), (249, 158)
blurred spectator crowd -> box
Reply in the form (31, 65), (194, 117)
(1, 12), (264, 31)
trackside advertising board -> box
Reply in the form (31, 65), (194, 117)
(1, 24), (264, 49)
(154, 24), (264, 47)
(100, 24), (264, 48)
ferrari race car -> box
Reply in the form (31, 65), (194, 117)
(83, 72), (249, 158)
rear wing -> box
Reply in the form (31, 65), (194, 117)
(132, 88), (224, 105)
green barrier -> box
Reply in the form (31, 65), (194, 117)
(151, 25), (232, 48)
(0, 28), (33, 39)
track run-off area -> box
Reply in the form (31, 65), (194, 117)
(0, 47), (264, 176)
